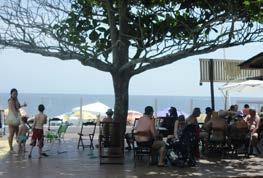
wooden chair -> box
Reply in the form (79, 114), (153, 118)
(228, 126), (249, 157)
(125, 118), (139, 150)
(207, 127), (227, 156)
(133, 135), (152, 167)
(99, 121), (124, 164)
(132, 118), (154, 166)
(77, 122), (97, 150)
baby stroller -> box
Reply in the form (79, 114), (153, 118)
(167, 124), (199, 167)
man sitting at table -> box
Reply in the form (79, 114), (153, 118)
(134, 106), (166, 166)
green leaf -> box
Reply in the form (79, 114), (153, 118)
(243, 0), (250, 6)
(89, 30), (100, 42)
(97, 27), (106, 32)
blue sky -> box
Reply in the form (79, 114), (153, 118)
(0, 42), (262, 97)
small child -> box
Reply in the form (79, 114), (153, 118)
(28, 104), (47, 159)
(17, 116), (29, 153)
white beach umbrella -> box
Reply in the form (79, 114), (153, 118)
(220, 80), (263, 93)
(127, 110), (143, 124)
(72, 101), (110, 116)
(72, 110), (97, 120)
(219, 80), (263, 109)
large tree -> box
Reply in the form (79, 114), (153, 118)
(0, 0), (262, 136)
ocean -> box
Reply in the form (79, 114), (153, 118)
(0, 93), (263, 117)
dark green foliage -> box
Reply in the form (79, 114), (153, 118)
(53, 0), (261, 59)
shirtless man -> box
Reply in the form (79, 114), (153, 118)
(28, 104), (47, 158)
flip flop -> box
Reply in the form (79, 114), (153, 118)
(41, 153), (49, 157)
(157, 164), (167, 167)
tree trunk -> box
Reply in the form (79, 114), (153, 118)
(110, 72), (130, 154)
(112, 73), (130, 136)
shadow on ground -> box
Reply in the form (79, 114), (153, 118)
(0, 135), (263, 178)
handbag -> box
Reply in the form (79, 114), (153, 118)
(6, 111), (20, 126)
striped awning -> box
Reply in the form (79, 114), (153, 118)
(200, 59), (262, 82)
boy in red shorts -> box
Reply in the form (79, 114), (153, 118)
(28, 104), (47, 158)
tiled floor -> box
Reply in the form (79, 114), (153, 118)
(0, 134), (263, 178)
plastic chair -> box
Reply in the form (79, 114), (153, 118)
(77, 122), (97, 150)
(47, 118), (63, 131)
(45, 119), (69, 154)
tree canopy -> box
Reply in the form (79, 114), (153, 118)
(0, 0), (262, 130)
(0, 0), (262, 76)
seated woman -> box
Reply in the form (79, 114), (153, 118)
(228, 112), (249, 152)
(206, 110), (227, 142)
(160, 107), (178, 136)
(168, 109), (201, 167)
(134, 106), (166, 166)
(186, 107), (201, 159)
(167, 115), (186, 143)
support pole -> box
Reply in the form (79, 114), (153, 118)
(224, 91), (229, 110)
(209, 59), (215, 110)
(154, 98), (158, 118)
(79, 97), (83, 125)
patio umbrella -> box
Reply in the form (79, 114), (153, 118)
(72, 101), (110, 116)
(220, 80), (263, 93)
(219, 80), (263, 109)
(127, 110), (143, 125)
(72, 110), (97, 120)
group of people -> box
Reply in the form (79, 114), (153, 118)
(200, 104), (263, 155)
(128, 106), (201, 167)
(5, 88), (47, 158)
(5, 87), (263, 164)
(130, 103), (263, 166)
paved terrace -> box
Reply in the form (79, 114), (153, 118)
(0, 126), (263, 178)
